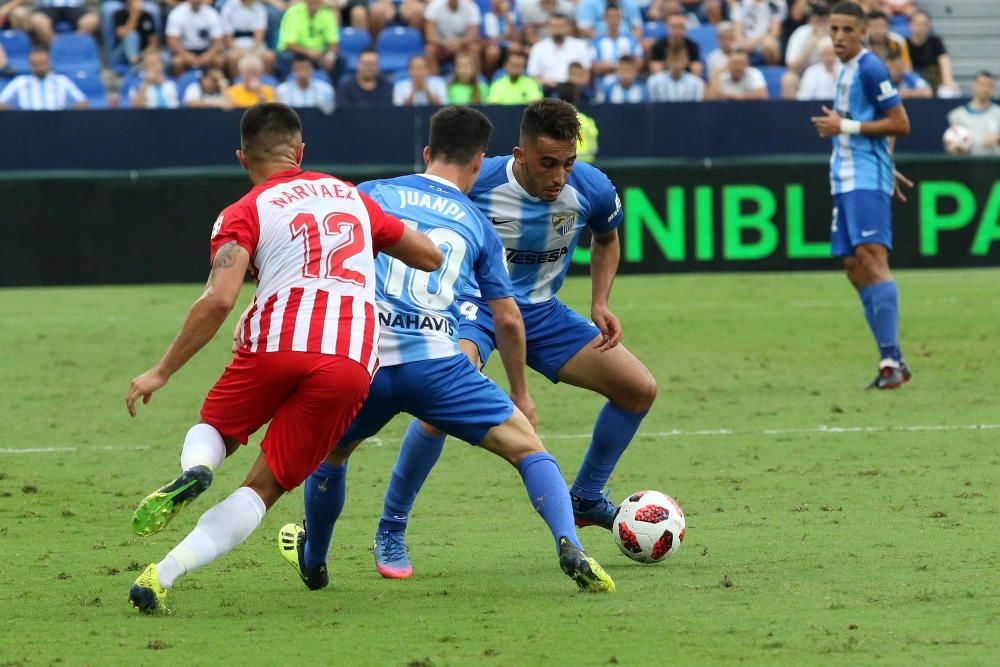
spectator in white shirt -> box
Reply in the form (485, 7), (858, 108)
(222, 0), (275, 78)
(648, 47), (704, 102)
(731, 0), (784, 65)
(393, 54), (448, 106)
(183, 66), (232, 108)
(277, 55), (335, 113)
(706, 21), (734, 79)
(527, 14), (592, 90)
(590, 5), (644, 78)
(0, 47), (87, 110)
(424, 0), (482, 74)
(947, 71), (1000, 156)
(596, 54), (648, 103)
(166, 0), (226, 75)
(795, 38), (838, 100)
(129, 50), (180, 109)
(708, 48), (767, 100)
(785, 2), (829, 75)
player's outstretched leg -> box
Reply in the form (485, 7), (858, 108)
(131, 423), (226, 536)
(557, 339), (657, 530)
(481, 411), (615, 593)
(373, 419), (447, 579)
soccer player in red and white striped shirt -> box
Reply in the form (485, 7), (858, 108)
(123, 103), (442, 613)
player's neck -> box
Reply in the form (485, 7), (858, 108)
(424, 163), (473, 194)
(840, 46), (863, 63)
(249, 161), (301, 185)
(971, 98), (990, 110)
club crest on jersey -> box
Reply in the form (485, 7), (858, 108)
(551, 211), (576, 236)
(211, 214), (224, 238)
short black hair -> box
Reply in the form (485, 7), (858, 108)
(974, 70), (995, 80)
(520, 98), (581, 144)
(240, 103), (302, 161)
(618, 54), (637, 66)
(292, 53), (313, 65)
(30, 46), (49, 55)
(866, 9), (888, 22)
(428, 106), (493, 166)
(830, 1), (865, 21)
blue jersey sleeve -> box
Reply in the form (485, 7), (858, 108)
(469, 156), (511, 200)
(576, 163), (623, 234)
(860, 56), (901, 113)
(357, 179), (381, 200)
(472, 216), (513, 301)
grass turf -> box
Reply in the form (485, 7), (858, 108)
(1, 269), (998, 665)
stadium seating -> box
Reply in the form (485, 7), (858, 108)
(99, 1), (164, 71)
(759, 65), (786, 100)
(339, 27), (372, 72)
(643, 21), (667, 41)
(0, 30), (31, 74)
(890, 14), (912, 38)
(51, 34), (102, 77)
(376, 26), (424, 74)
(71, 70), (109, 108)
(175, 68), (204, 100)
(688, 25), (719, 63)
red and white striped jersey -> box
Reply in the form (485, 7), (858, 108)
(210, 169), (404, 375)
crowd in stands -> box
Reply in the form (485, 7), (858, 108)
(0, 0), (991, 112)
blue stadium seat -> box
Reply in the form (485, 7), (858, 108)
(890, 14), (911, 38)
(70, 70), (108, 108)
(176, 68), (204, 101)
(0, 30), (31, 74)
(376, 26), (423, 74)
(759, 65), (786, 99)
(118, 70), (144, 103)
(51, 34), (102, 76)
(339, 27), (372, 71)
(474, 0), (491, 17)
(688, 25), (718, 61)
(643, 21), (667, 41)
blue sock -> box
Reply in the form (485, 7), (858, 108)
(380, 419), (446, 532)
(302, 462), (346, 569)
(571, 402), (647, 502)
(517, 452), (581, 552)
(859, 281), (901, 362)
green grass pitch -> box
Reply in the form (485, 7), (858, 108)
(1, 269), (998, 665)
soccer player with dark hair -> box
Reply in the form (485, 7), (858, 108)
(811, 1), (914, 388)
(123, 103), (441, 612)
(369, 98), (657, 578)
(279, 105), (616, 593)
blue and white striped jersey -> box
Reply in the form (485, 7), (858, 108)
(360, 174), (512, 366)
(597, 78), (648, 104)
(0, 73), (86, 110)
(465, 156), (623, 305)
(830, 49), (901, 195)
(276, 79), (335, 114)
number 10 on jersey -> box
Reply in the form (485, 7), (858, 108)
(383, 220), (466, 310)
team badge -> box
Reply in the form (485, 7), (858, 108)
(211, 214), (224, 239)
(551, 211), (576, 236)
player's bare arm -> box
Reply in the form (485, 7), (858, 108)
(488, 296), (536, 429)
(382, 226), (444, 272)
(887, 136), (915, 202)
(126, 241), (249, 416)
(589, 229), (623, 352)
(811, 103), (911, 138)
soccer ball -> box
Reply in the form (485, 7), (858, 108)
(943, 125), (974, 155)
(612, 490), (686, 564)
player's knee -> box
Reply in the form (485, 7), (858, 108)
(615, 374), (657, 413)
(507, 435), (545, 467)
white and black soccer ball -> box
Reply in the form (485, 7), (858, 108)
(943, 125), (974, 155)
(612, 490), (686, 564)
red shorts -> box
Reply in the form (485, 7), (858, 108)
(200, 350), (371, 491)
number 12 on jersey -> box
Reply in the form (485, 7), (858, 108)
(289, 211), (367, 286)
(382, 220), (466, 310)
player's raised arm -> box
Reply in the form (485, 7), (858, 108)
(812, 103), (910, 138)
(126, 241), (249, 416)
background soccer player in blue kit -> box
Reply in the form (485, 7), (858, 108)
(279, 105), (615, 593)
(811, 1), (914, 389)
(371, 98), (658, 578)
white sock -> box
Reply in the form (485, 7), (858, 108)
(156, 487), (266, 589)
(180, 423), (226, 472)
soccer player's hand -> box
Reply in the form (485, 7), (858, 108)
(893, 169), (914, 203)
(591, 304), (623, 352)
(511, 391), (537, 430)
(126, 366), (169, 417)
(811, 106), (843, 138)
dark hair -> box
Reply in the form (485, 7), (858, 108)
(240, 103), (302, 161)
(884, 51), (902, 62)
(866, 9), (888, 22)
(974, 70), (995, 80)
(830, 1), (865, 21)
(666, 46), (688, 60)
(428, 106), (493, 166)
(520, 98), (581, 144)
(292, 54), (313, 65)
(359, 48), (377, 57)
(30, 46), (50, 55)
(618, 54), (637, 66)
(603, 4), (620, 13)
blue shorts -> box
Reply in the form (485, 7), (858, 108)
(337, 354), (513, 447)
(831, 190), (893, 257)
(458, 296), (599, 383)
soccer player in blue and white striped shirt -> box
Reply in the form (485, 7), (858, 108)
(811, 1), (914, 389)
(276, 56), (335, 113)
(0, 48), (87, 110)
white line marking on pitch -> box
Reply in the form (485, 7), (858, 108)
(2, 423), (998, 454)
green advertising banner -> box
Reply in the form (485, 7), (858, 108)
(568, 156), (1000, 273)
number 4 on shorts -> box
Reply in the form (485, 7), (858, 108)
(460, 302), (479, 321)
